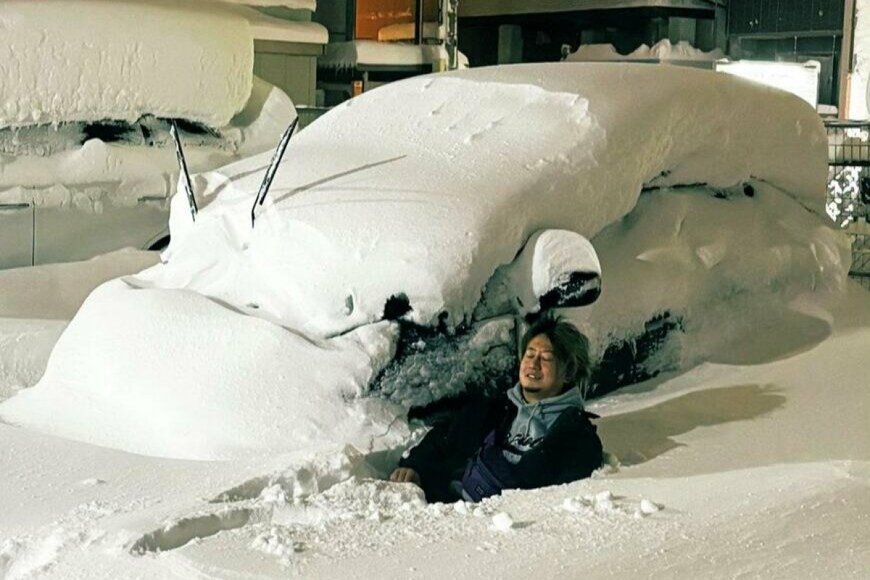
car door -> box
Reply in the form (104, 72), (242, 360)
(0, 200), (34, 269)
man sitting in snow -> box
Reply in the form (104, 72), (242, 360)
(390, 314), (603, 503)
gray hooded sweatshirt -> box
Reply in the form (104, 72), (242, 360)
(503, 383), (585, 464)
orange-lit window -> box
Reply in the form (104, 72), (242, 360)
(354, 0), (438, 41)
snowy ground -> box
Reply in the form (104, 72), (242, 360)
(0, 253), (867, 579)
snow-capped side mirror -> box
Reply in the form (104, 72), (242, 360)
(473, 229), (602, 321)
(520, 229), (601, 312)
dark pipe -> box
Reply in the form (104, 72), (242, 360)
(415, 0), (424, 44)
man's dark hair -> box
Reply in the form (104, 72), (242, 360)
(520, 313), (592, 395)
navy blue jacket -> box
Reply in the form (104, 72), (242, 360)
(399, 392), (603, 503)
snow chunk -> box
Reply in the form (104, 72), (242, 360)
(0, 0), (253, 130)
(490, 511), (514, 531)
(639, 499), (660, 514)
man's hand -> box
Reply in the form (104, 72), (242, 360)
(389, 467), (421, 485)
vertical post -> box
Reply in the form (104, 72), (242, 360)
(498, 24), (523, 64)
(415, 0), (424, 45)
(446, 0), (460, 69)
(839, 0), (857, 118)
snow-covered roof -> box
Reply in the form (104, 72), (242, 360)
(0, 0), (254, 130)
(137, 63), (827, 341)
(319, 40), (451, 69)
(567, 40), (725, 63)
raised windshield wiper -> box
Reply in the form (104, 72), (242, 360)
(251, 117), (299, 228)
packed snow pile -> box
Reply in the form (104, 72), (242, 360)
(0, 0), (253, 130)
(145, 63), (828, 338)
(566, 40), (724, 63)
(568, 183), (850, 374)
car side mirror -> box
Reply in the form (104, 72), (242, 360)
(522, 229), (601, 312)
(473, 229), (602, 321)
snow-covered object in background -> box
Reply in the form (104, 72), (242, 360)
(238, 6), (328, 44)
(221, 0), (316, 9)
(566, 40), (724, 63)
(377, 22), (443, 42)
(320, 40), (457, 69)
(146, 63), (828, 338)
(0, 77), (296, 267)
(0, 0), (253, 130)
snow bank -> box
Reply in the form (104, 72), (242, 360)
(0, 77), (295, 210)
(143, 63), (829, 338)
(0, 319), (65, 403)
(0, 0), (253, 130)
(570, 183), (850, 380)
(567, 39), (724, 63)
(0, 280), (406, 460)
(0, 249), (159, 320)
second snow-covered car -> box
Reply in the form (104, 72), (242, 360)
(0, 0), (295, 269)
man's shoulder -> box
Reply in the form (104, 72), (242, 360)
(551, 407), (600, 436)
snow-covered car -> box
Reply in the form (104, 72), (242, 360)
(0, 0), (296, 269)
(0, 63), (850, 462)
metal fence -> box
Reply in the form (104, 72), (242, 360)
(825, 121), (870, 289)
(849, 232), (870, 290)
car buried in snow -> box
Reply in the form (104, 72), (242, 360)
(0, 63), (850, 460)
(0, 0), (295, 270)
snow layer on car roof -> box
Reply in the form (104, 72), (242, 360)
(137, 63), (828, 338)
(0, 0), (253, 130)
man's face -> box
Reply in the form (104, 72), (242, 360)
(519, 334), (565, 402)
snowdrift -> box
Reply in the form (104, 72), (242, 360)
(0, 63), (846, 460)
(0, 0), (253, 130)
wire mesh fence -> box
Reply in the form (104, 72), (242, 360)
(825, 121), (870, 228)
(825, 121), (870, 290)
(849, 232), (870, 290)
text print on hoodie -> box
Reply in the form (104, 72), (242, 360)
(503, 382), (585, 464)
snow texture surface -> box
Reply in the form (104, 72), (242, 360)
(0, 0), (253, 130)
